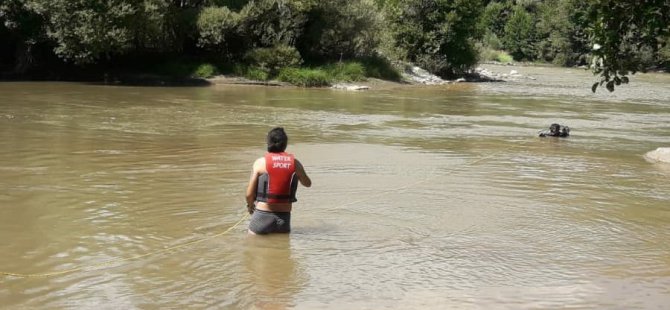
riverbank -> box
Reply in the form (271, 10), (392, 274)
(0, 56), (523, 89)
(203, 63), (537, 91)
(3, 62), (657, 90)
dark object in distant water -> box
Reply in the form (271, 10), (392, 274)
(539, 123), (570, 137)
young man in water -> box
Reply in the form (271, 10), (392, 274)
(245, 127), (312, 234)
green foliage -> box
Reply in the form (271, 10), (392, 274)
(534, 0), (590, 66)
(244, 44), (303, 76)
(0, 0), (45, 40)
(41, 0), (137, 64)
(479, 1), (511, 40)
(196, 6), (239, 52)
(206, 0), (250, 11)
(659, 36), (670, 70)
(478, 45), (513, 63)
(359, 56), (402, 81)
(298, 0), (383, 61)
(323, 62), (366, 82)
(586, 0), (670, 92)
(150, 60), (219, 78)
(277, 67), (331, 87)
(193, 63), (218, 78)
(232, 64), (270, 81)
(130, 0), (174, 52)
(482, 32), (503, 51)
(244, 67), (270, 81)
(2, 0), (668, 93)
(237, 0), (308, 48)
(503, 6), (536, 61)
(388, 0), (484, 78)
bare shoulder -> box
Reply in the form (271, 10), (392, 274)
(253, 157), (266, 173)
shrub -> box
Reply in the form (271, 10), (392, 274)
(324, 62), (366, 82)
(359, 56), (402, 81)
(244, 67), (270, 81)
(496, 51), (514, 63)
(192, 63), (218, 78)
(238, 0), (307, 48)
(389, 0), (484, 78)
(482, 32), (503, 51)
(244, 44), (303, 77)
(503, 6), (537, 61)
(477, 44), (514, 64)
(232, 64), (270, 81)
(277, 67), (331, 87)
(298, 0), (383, 61)
(197, 6), (239, 50)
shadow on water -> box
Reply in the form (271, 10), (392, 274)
(0, 74), (212, 87)
(85, 75), (212, 87)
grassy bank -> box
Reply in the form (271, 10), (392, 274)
(226, 57), (402, 87)
(478, 48), (514, 64)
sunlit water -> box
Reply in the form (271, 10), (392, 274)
(1, 64), (670, 309)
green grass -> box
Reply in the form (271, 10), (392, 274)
(273, 59), (401, 87)
(232, 64), (270, 81)
(495, 51), (514, 64)
(323, 62), (366, 82)
(479, 48), (514, 64)
(149, 56), (403, 87)
(277, 67), (331, 87)
(359, 56), (403, 81)
(192, 63), (218, 78)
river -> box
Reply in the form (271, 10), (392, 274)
(1, 64), (669, 309)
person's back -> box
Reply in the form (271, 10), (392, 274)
(245, 127), (311, 234)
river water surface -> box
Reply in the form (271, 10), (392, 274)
(1, 65), (670, 309)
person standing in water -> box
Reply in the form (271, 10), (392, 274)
(245, 127), (312, 234)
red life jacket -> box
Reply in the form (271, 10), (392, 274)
(256, 152), (298, 203)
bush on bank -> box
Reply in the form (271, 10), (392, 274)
(277, 67), (331, 87)
(233, 58), (401, 87)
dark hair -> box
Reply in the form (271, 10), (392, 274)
(267, 127), (288, 153)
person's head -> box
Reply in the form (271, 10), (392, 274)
(267, 127), (288, 153)
(549, 123), (561, 134)
(561, 126), (570, 136)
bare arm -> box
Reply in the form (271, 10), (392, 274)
(245, 158), (263, 213)
(295, 159), (312, 188)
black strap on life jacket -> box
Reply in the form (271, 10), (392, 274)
(255, 173), (298, 203)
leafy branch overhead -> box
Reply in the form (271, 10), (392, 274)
(586, 0), (670, 92)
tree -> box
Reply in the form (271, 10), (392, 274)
(237, 0), (310, 49)
(0, 0), (48, 73)
(535, 0), (590, 66)
(586, 0), (670, 92)
(196, 6), (240, 54)
(298, 0), (383, 62)
(37, 0), (138, 64)
(389, 0), (484, 78)
(479, 2), (510, 39)
(502, 5), (536, 61)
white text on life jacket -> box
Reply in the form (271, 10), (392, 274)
(273, 162), (292, 169)
(271, 155), (292, 169)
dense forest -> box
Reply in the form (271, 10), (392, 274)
(1, 0), (668, 90)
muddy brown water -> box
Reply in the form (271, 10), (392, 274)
(1, 64), (669, 309)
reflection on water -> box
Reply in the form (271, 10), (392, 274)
(0, 66), (669, 309)
(244, 235), (305, 310)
